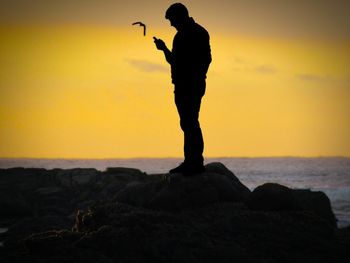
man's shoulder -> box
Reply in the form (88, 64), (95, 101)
(173, 19), (210, 44)
(194, 22), (208, 32)
(192, 21), (210, 39)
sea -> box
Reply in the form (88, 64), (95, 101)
(1, 157), (349, 228)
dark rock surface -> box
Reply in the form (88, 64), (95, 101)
(247, 183), (337, 227)
(115, 162), (250, 211)
(0, 163), (349, 263)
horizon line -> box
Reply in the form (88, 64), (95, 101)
(1, 156), (350, 160)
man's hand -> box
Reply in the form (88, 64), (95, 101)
(153, 37), (167, 51)
(153, 36), (172, 64)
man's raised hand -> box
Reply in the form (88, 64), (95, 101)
(153, 37), (167, 51)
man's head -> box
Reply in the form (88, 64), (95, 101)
(165, 3), (189, 30)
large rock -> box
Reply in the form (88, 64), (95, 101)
(0, 163), (347, 263)
(52, 168), (99, 187)
(15, 202), (340, 263)
(247, 183), (337, 227)
(0, 193), (33, 218)
(0, 169), (47, 218)
(104, 167), (145, 180)
(0, 168), (49, 192)
(115, 162), (251, 211)
(247, 183), (298, 211)
(292, 189), (337, 227)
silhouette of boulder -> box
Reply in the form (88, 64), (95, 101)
(0, 163), (348, 263)
(115, 162), (250, 211)
(247, 183), (298, 211)
(104, 167), (145, 180)
(35, 186), (64, 195)
(18, 201), (338, 263)
(0, 193), (33, 218)
(247, 183), (336, 227)
(292, 189), (337, 227)
(0, 168), (49, 192)
(52, 168), (99, 187)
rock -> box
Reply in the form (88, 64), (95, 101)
(35, 187), (63, 195)
(104, 167), (145, 178)
(43, 202), (248, 263)
(292, 189), (337, 227)
(247, 183), (298, 211)
(97, 167), (146, 195)
(13, 202), (342, 263)
(53, 168), (99, 187)
(3, 215), (72, 250)
(0, 163), (347, 263)
(115, 165), (251, 211)
(0, 193), (33, 218)
(248, 183), (337, 227)
(71, 169), (98, 185)
(24, 229), (83, 252)
(0, 168), (49, 192)
(337, 225), (350, 246)
(204, 162), (251, 199)
(205, 162), (237, 177)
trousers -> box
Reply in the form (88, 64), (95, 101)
(174, 83), (205, 165)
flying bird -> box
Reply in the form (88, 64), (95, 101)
(132, 22), (146, 36)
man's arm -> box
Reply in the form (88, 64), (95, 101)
(194, 30), (211, 76)
(153, 37), (172, 64)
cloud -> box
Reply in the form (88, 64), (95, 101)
(233, 56), (246, 64)
(126, 59), (168, 73)
(296, 74), (350, 89)
(296, 74), (330, 82)
(254, 65), (277, 74)
(231, 57), (277, 74)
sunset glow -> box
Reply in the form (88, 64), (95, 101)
(1, 0), (349, 158)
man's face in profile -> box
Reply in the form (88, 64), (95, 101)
(168, 17), (184, 31)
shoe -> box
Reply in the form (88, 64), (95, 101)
(169, 162), (205, 175)
(169, 162), (187, 174)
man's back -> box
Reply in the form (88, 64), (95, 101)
(171, 17), (212, 89)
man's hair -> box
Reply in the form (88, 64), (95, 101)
(165, 3), (189, 20)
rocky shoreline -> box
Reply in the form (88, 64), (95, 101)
(0, 162), (349, 262)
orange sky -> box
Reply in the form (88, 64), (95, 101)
(0, 1), (349, 158)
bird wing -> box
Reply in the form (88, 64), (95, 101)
(132, 22), (146, 36)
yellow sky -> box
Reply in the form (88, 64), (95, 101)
(0, 1), (350, 158)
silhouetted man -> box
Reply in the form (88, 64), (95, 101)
(154, 3), (211, 174)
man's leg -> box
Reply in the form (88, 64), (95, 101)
(182, 95), (204, 165)
(172, 92), (204, 173)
